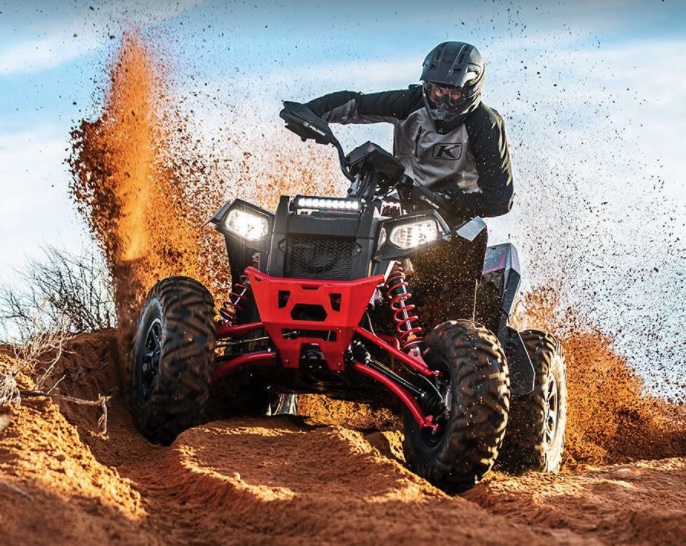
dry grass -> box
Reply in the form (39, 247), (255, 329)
(0, 245), (115, 433)
(0, 318), (111, 434)
(0, 328), (73, 406)
(0, 246), (115, 343)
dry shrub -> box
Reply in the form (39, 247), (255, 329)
(0, 244), (114, 422)
(0, 247), (114, 342)
(0, 330), (112, 435)
(0, 328), (73, 405)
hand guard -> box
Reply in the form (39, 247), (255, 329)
(280, 101), (333, 145)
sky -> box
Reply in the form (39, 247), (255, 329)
(1, 0), (685, 394)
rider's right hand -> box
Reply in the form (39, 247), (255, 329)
(396, 178), (469, 225)
(395, 175), (416, 201)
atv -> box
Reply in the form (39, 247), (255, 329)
(130, 102), (567, 492)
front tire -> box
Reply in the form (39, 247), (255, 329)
(498, 330), (567, 473)
(130, 276), (216, 445)
(403, 320), (510, 492)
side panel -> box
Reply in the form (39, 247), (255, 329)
(478, 243), (534, 396)
(478, 242), (522, 337)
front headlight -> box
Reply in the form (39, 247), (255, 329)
(224, 208), (270, 241)
(389, 219), (439, 249)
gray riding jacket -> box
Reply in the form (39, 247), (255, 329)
(306, 85), (513, 218)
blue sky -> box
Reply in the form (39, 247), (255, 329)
(1, 0), (685, 394)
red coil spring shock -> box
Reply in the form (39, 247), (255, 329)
(385, 262), (423, 352)
(220, 257), (258, 323)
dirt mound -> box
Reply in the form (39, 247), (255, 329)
(464, 459), (686, 545)
(297, 395), (401, 431)
(0, 333), (150, 545)
(2, 329), (686, 545)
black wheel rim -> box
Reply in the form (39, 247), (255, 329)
(544, 373), (559, 448)
(139, 318), (162, 402)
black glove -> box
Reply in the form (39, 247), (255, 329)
(396, 177), (452, 213)
(396, 177), (472, 226)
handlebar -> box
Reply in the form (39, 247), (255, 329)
(279, 101), (464, 220)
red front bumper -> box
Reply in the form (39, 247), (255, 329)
(245, 267), (384, 371)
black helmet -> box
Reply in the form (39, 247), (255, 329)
(420, 41), (485, 133)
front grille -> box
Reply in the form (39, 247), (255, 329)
(286, 236), (355, 280)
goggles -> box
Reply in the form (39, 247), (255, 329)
(425, 82), (464, 112)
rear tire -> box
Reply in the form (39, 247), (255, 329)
(402, 320), (510, 492)
(130, 276), (216, 445)
(498, 330), (567, 473)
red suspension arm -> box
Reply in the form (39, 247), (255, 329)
(353, 362), (436, 430)
(353, 326), (437, 377)
(212, 351), (277, 381)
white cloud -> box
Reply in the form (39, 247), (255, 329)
(0, 0), (204, 75)
(0, 127), (88, 284)
(0, 34), (99, 75)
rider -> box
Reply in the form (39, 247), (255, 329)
(300, 41), (513, 227)
(286, 41), (514, 324)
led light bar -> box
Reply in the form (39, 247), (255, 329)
(295, 196), (362, 212)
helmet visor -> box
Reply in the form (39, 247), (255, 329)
(425, 82), (464, 113)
